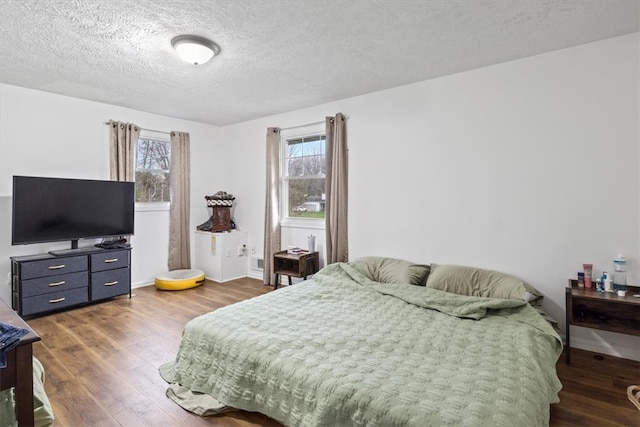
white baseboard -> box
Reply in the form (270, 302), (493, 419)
(132, 279), (154, 289)
(247, 269), (263, 281)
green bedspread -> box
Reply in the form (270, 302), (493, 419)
(160, 263), (562, 427)
(0, 357), (54, 427)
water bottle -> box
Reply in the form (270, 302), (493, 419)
(612, 254), (627, 292)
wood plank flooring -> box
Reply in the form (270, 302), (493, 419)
(23, 278), (640, 427)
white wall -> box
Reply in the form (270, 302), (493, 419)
(224, 33), (640, 360)
(0, 84), (221, 305)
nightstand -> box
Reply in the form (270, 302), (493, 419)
(273, 250), (319, 289)
(565, 279), (640, 363)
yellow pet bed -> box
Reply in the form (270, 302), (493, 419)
(155, 269), (206, 291)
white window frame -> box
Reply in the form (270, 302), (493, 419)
(135, 130), (171, 212)
(279, 122), (326, 229)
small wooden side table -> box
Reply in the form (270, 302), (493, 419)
(565, 279), (640, 364)
(273, 250), (319, 289)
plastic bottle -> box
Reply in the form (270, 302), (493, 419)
(613, 254), (627, 292)
(603, 271), (613, 292)
(577, 272), (585, 288)
(583, 263), (593, 288)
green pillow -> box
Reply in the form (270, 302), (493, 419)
(350, 257), (430, 286)
(425, 263), (543, 303)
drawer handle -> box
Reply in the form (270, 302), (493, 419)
(49, 281), (65, 287)
(48, 264), (66, 270)
(104, 281), (118, 286)
(48, 297), (66, 304)
(104, 259), (118, 263)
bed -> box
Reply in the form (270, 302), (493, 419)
(160, 258), (562, 427)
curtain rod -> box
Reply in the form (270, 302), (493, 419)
(279, 115), (349, 131)
(103, 121), (170, 135)
(279, 120), (324, 131)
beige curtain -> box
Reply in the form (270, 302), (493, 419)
(325, 113), (348, 264)
(168, 131), (191, 270)
(263, 127), (281, 285)
(108, 121), (139, 182)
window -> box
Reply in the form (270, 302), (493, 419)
(282, 131), (326, 220)
(135, 134), (170, 203)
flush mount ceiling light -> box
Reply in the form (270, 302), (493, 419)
(171, 35), (219, 65)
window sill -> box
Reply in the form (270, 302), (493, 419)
(280, 218), (325, 230)
(136, 202), (170, 212)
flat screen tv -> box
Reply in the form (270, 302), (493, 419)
(12, 176), (135, 249)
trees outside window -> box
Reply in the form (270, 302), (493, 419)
(136, 137), (170, 203)
(283, 134), (325, 219)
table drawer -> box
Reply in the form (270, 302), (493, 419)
(20, 271), (88, 297)
(91, 268), (130, 301)
(20, 287), (88, 316)
(19, 256), (87, 280)
(91, 250), (129, 272)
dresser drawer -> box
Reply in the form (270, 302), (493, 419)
(19, 256), (87, 280)
(91, 250), (129, 272)
(20, 271), (88, 297)
(20, 287), (88, 316)
(91, 268), (130, 301)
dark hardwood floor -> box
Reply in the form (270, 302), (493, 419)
(24, 278), (639, 426)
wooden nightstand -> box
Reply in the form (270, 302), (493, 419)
(0, 299), (41, 426)
(565, 279), (640, 363)
(273, 250), (319, 289)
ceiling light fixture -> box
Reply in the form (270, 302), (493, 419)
(171, 35), (219, 65)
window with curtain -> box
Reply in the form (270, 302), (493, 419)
(135, 131), (171, 205)
(280, 124), (326, 224)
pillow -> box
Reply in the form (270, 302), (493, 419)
(350, 256), (430, 286)
(425, 263), (543, 303)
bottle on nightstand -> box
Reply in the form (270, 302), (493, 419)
(613, 255), (627, 292)
(603, 271), (613, 292)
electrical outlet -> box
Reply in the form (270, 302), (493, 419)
(250, 246), (255, 254)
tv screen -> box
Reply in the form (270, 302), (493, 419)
(12, 176), (135, 246)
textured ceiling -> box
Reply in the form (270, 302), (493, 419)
(1, 0), (638, 126)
